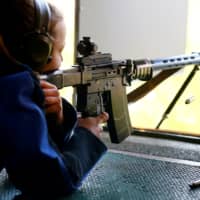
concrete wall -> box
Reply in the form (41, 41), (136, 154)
(79, 0), (188, 60)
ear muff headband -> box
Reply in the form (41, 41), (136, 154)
(19, 0), (53, 69)
(34, 0), (51, 34)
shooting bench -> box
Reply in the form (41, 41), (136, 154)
(1, 130), (200, 200)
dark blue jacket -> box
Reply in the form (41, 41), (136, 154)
(0, 57), (107, 198)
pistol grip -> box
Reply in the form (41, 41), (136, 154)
(75, 85), (104, 117)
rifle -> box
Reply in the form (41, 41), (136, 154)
(41, 37), (200, 143)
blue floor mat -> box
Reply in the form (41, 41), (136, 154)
(1, 151), (200, 200)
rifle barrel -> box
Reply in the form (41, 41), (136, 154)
(145, 53), (200, 71)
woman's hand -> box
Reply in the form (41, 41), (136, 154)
(77, 112), (109, 138)
(40, 80), (63, 124)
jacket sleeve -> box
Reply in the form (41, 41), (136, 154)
(47, 98), (108, 190)
(0, 71), (107, 198)
(62, 126), (107, 186)
(46, 98), (78, 150)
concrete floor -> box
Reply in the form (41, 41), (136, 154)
(101, 131), (200, 163)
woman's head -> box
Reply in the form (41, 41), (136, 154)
(0, 0), (65, 71)
(38, 3), (66, 74)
